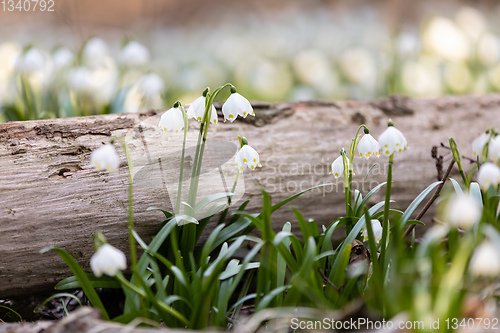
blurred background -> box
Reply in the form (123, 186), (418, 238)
(1, 0), (500, 121)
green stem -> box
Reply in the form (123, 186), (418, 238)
(175, 104), (189, 215)
(219, 170), (239, 224)
(379, 153), (393, 288)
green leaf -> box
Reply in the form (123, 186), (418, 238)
(55, 274), (120, 290)
(255, 285), (290, 311)
(270, 183), (335, 214)
(449, 178), (464, 195)
(41, 246), (109, 320)
(397, 181), (442, 231)
(146, 206), (173, 219)
(34, 293), (82, 314)
(355, 182), (387, 216)
(219, 262), (259, 280)
(469, 182), (483, 208)
(194, 192), (233, 214)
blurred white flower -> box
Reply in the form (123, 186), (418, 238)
(187, 96), (217, 124)
(83, 38), (109, 69)
(401, 60), (442, 97)
(119, 41), (150, 67)
(477, 33), (500, 66)
(362, 219), (383, 243)
(67, 67), (94, 94)
(339, 48), (376, 87)
(357, 133), (380, 159)
(472, 133), (490, 158)
(378, 125), (408, 156)
(330, 155), (348, 179)
(90, 243), (127, 277)
(447, 193), (482, 230)
(469, 241), (500, 277)
(292, 50), (338, 95)
(222, 92), (254, 122)
(444, 62), (471, 93)
(488, 136), (500, 163)
(158, 106), (185, 133)
(455, 7), (487, 40)
(91, 143), (120, 172)
(395, 32), (419, 57)
(52, 47), (74, 70)
(138, 73), (164, 102)
(236, 144), (261, 171)
(422, 17), (469, 62)
(15, 48), (45, 74)
(477, 163), (500, 191)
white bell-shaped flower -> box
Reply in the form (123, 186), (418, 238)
(469, 241), (500, 277)
(378, 125), (408, 156)
(477, 162), (500, 191)
(15, 48), (46, 74)
(82, 38), (109, 69)
(119, 41), (150, 67)
(158, 107), (185, 133)
(357, 134), (381, 159)
(330, 155), (349, 179)
(138, 73), (164, 97)
(52, 47), (74, 70)
(472, 132), (490, 158)
(222, 92), (254, 122)
(187, 96), (218, 124)
(90, 244), (127, 277)
(447, 193), (482, 230)
(236, 144), (261, 171)
(488, 136), (500, 163)
(91, 144), (120, 172)
(362, 219), (383, 243)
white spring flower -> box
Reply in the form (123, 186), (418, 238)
(361, 219), (383, 244)
(119, 41), (150, 67)
(52, 48), (74, 70)
(447, 194), (482, 230)
(138, 73), (164, 101)
(82, 38), (109, 69)
(67, 67), (93, 94)
(477, 162), (500, 191)
(488, 136), (500, 163)
(222, 92), (254, 122)
(91, 144), (120, 172)
(357, 133), (380, 159)
(469, 241), (500, 278)
(330, 155), (348, 179)
(90, 244), (127, 277)
(236, 144), (261, 171)
(472, 133), (490, 158)
(15, 48), (46, 74)
(187, 96), (218, 124)
(158, 106), (185, 133)
(378, 124), (408, 156)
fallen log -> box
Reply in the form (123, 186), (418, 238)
(1, 95), (499, 298)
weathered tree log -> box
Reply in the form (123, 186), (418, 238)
(1, 95), (499, 298)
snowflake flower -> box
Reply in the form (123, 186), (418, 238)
(236, 144), (261, 171)
(378, 122), (408, 156)
(158, 106), (185, 133)
(330, 155), (348, 179)
(91, 144), (120, 172)
(187, 96), (218, 124)
(90, 244), (127, 277)
(362, 219), (383, 244)
(222, 91), (254, 122)
(472, 132), (490, 158)
(447, 193), (482, 230)
(357, 133), (380, 159)
(469, 241), (500, 277)
(477, 162), (500, 191)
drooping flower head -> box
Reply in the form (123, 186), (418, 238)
(469, 241), (500, 277)
(158, 102), (185, 133)
(236, 137), (261, 171)
(119, 41), (150, 67)
(330, 153), (349, 179)
(222, 86), (254, 122)
(91, 143), (120, 172)
(472, 132), (490, 158)
(187, 94), (218, 124)
(378, 120), (408, 156)
(361, 219), (383, 244)
(357, 128), (380, 159)
(488, 135), (500, 163)
(447, 193), (482, 230)
(90, 243), (127, 277)
(477, 162), (500, 191)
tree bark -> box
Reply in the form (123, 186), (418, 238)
(1, 94), (498, 298)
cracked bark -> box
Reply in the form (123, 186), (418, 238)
(1, 95), (499, 298)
